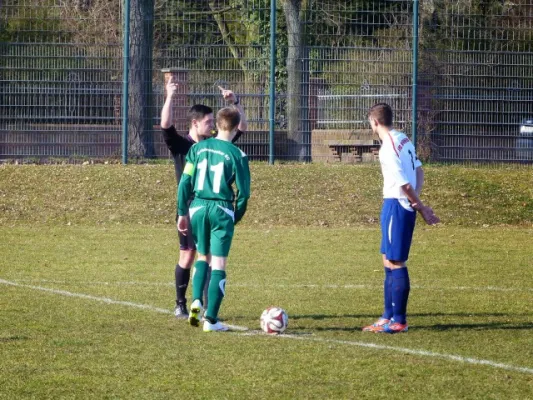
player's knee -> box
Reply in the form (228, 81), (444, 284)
(211, 256), (227, 271)
(387, 260), (406, 269)
(179, 250), (196, 268)
(196, 253), (209, 263)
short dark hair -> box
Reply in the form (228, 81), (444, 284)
(368, 103), (393, 127)
(216, 107), (241, 132)
(188, 104), (213, 124)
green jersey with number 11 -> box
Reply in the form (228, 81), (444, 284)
(177, 138), (251, 224)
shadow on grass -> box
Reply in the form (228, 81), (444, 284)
(288, 313), (533, 332)
(290, 312), (533, 320)
(289, 314), (374, 320)
(414, 322), (533, 331)
(0, 335), (30, 342)
(288, 323), (533, 333)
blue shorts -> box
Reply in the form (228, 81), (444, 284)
(380, 199), (417, 262)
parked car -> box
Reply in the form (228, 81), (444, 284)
(516, 119), (533, 161)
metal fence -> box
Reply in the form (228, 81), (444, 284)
(1, 0), (532, 164)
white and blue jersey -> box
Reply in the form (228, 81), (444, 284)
(379, 130), (422, 262)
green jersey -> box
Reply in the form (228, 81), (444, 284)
(177, 138), (251, 224)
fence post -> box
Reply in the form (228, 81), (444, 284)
(301, 47), (311, 162)
(269, 0), (276, 165)
(411, 0), (420, 149)
(122, 0), (131, 164)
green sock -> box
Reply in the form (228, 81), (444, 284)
(192, 260), (209, 304)
(205, 270), (226, 322)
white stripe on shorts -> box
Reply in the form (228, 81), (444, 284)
(217, 205), (235, 222)
(189, 206), (204, 219)
(388, 215), (393, 244)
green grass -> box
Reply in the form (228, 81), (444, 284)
(1, 164), (533, 399)
(1, 163), (532, 227)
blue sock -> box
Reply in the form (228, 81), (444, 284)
(382, 267), (393, 320)
(391, 267), (410, 324)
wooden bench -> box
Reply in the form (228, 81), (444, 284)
(311, 129), (379, 163)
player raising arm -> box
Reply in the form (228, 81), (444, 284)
(177, 107), (251, 332)
(362, 103), (439, 334)
(160, 77), (247, 319)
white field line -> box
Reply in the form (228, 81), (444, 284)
(0, 279), (248, 332)
(8, 278), (533, 293)
(275, 335), (533, 375)
(1, 278), (532, 375)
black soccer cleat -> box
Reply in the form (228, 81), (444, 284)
(174, 302), (189, 319)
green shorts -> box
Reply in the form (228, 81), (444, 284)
(189, 198), (235, 257)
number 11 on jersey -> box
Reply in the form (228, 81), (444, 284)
(196, 158), (224, 194)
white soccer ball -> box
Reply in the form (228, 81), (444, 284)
(260, 306), (288, 334)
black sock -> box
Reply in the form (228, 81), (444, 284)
(175, 264), (191, 305)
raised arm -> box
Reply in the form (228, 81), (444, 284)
(218, 86), (248, 133)
(161, 77), (179, 129)
(161, 78), (194, 156)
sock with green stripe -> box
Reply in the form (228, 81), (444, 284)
(205, 270), (227, 323)
(192, 260), (209, 305)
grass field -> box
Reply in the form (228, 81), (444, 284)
(1, 163), (532, 399)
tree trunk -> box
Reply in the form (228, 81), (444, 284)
(281, 0), (305, 160)
(127, 0), (155, 158)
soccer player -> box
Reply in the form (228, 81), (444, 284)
(176, 107), (251, 332)
(161, 77), (247, 319)
(362, 103), (440, 334)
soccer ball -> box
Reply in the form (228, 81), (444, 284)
(260, 306), (288, 334)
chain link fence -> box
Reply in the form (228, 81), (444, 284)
(1, 0), (532, 164)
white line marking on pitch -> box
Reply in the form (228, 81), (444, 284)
(11, 279), (174, 287)
(236, 332), (533, 375)
(8, 278), (533, 293)
(275, 335), (533, 375)
(0, 279), (248, 332)
(2, 279), (533, 375)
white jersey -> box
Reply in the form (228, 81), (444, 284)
(379, 129), (422, 210)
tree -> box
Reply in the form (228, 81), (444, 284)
(61, 0), (155, 156)
(127, 0), (155, 158)
(280, 0), (305, 160)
